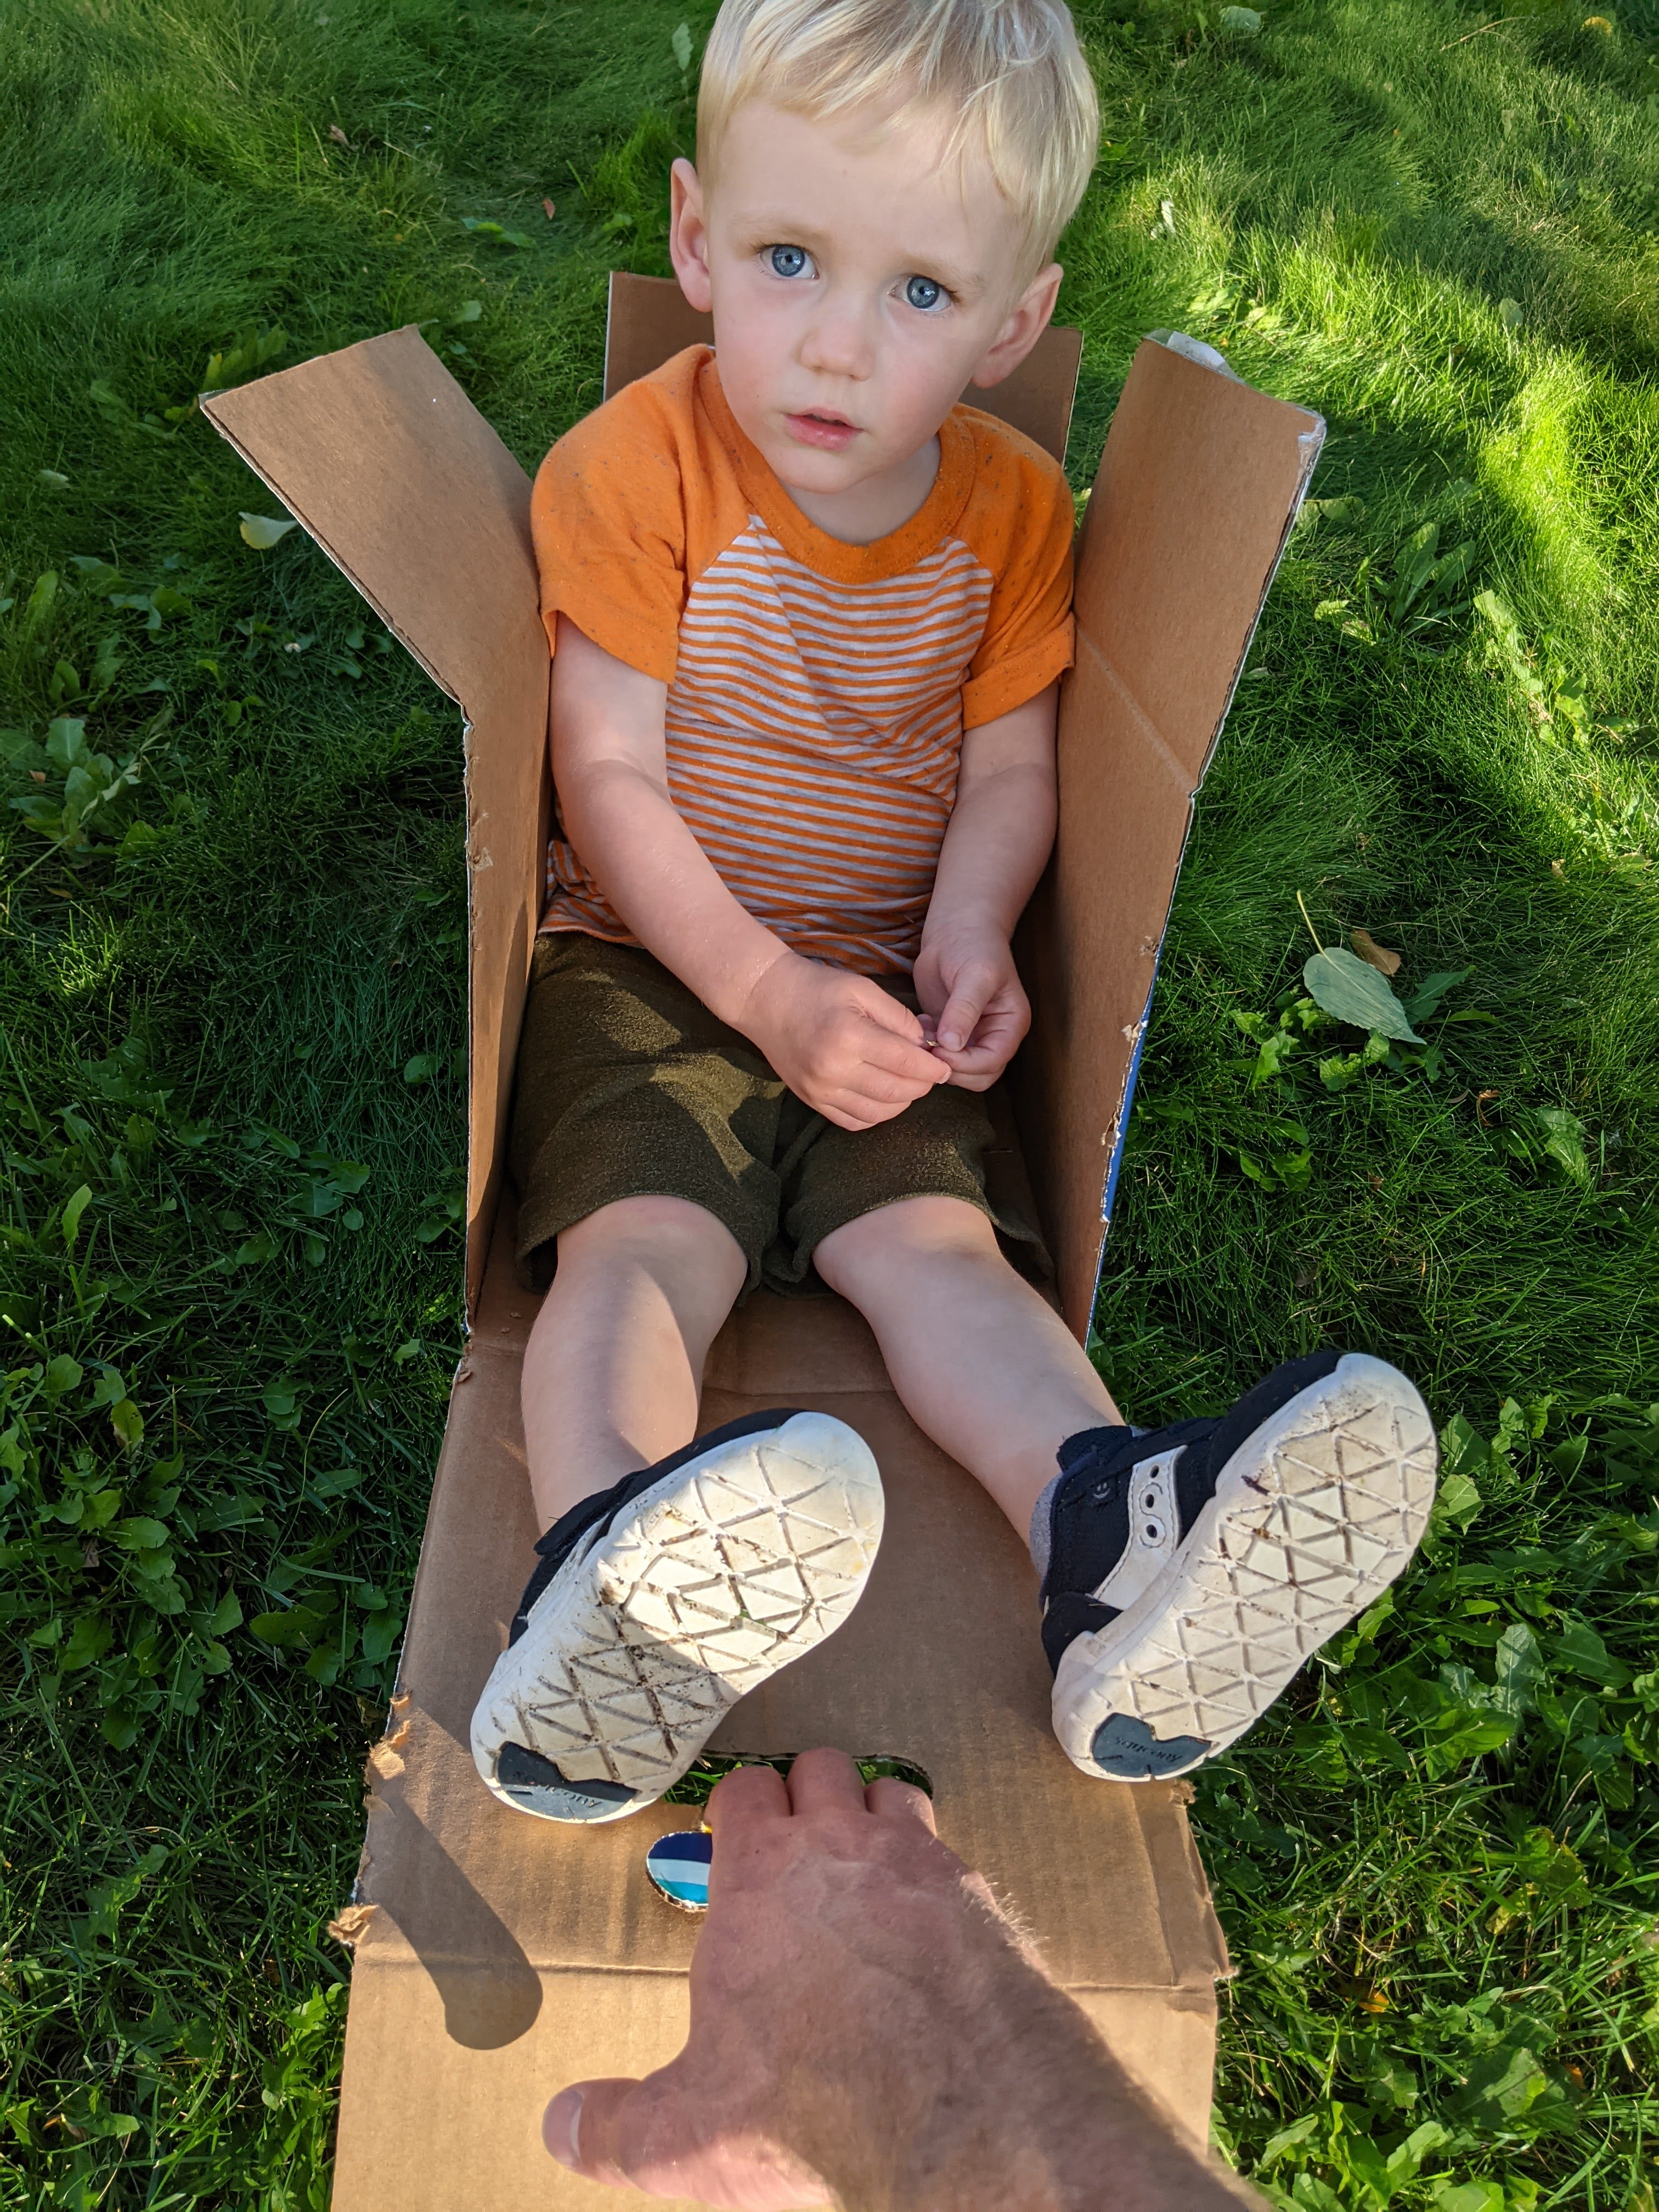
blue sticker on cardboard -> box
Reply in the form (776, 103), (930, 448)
(646, 1827), (713, 1912)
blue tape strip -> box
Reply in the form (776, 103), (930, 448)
(1101, 957), (1161, 1235)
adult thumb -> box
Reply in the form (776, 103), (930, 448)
(544, 2079), (641, 2183)
(544, 2075), (833, 2207)
(544, 2074), (719, 2196)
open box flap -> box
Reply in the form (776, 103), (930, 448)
(202, 331), (549, 1320)
(1014, 338), (1324, 1334)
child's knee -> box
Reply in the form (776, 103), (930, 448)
(816, 1194), (1001, 1288)
(560, 1193), (745, 1274)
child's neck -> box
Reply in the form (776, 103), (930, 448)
(782, 433), (941, 547)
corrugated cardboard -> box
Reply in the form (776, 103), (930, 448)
(203, 276), (1321, 2211)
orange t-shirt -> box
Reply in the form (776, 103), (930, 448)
(530, 346), (1075, 976)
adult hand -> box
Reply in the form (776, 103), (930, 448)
(737, 951), (947, 1131)
(543, 1749), (1262, 2212)
(912, 924), (1031, 1091)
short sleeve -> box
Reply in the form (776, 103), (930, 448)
(958, 430), (1076, 730)
(529, 382), (691, 685)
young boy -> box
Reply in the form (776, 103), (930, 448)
(471, 0), (1438, 1826)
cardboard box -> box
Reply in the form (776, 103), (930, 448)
(204, 273), (1322, 2210)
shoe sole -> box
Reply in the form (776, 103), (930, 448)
(1052, 1354), (1437, 1783)
(472, 1412), (884, 1824)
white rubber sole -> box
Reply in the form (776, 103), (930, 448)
(1052, 1355), (1438, 1782)
(471, 1412), (884, 1823)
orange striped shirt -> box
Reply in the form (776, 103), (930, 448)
(530, 346), (1075, 975)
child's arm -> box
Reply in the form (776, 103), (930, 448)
(549, 615), (949, 1131)
(913, 684), (1059, 1090)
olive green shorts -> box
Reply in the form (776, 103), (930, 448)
(509, 934), (1052, 1297)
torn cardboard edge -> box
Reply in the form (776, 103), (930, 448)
(201, 292), (1322, 2210)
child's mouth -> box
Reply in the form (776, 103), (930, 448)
(786, 409), (860, 451)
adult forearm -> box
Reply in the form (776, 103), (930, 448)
(560, 758), (786, 1025)
(813, 1991), (1252, 2212)
(781, 1894), (1252, 2212)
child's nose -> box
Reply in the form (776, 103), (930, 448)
(798, 295), (876, 384)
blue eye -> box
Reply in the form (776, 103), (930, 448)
(768, 244), (810, 278)
(904, 275), (945, 311)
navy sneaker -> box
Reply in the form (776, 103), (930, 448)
(1042, 1352), (1437, 1781)
(470, 1409), (883, 1823)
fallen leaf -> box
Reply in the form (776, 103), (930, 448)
(1550, 859), (1565, 878)
(328, 123), (352, 149)
(38, 469), (71, 488)
(542, 198), (556, 220)
(1476, 1089), (1499, 1126)
(239, 512), (299, 549)
(1350, 928), (1402, 977)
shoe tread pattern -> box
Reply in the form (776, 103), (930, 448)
(479, 1420), (881, 1797)
(1057, 1362), (1437, 1775)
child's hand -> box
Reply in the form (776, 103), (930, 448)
(738, 952), (949, 1131)
(912, 927), (1030, 1091)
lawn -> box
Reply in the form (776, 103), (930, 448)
(2, 0), (1656, 2205)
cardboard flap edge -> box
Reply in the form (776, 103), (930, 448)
(200, 329), (462, 708)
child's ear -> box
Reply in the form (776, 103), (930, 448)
(968, 263), (1063, 392)
(670, 159), (714, 314)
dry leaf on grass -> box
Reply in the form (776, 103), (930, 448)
(1351, 928), (1402, 976)
(328, 123), (352, 150)
(543, 197), (556, 219)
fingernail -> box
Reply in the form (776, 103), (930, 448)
(544, 2089), (583, 2169)
(940, 1030), (961, 1050)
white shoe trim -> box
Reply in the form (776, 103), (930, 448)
(1090, 1445), (1182, 1613)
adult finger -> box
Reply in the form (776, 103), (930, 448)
(544, 2078), (639, 2183)
(546, 2078), (832, 2208)
(864, 1775), (938, 1833)
(706, 1759), (791, 1841)
(784, 1746), (870, 1818)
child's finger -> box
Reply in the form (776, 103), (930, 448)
(855, 982), (928, 1045)
(934, 966), (1001, 1055)
(853, 1022), (951, 1091)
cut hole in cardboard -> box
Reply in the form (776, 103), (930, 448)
(663, 1752), (934, 1806)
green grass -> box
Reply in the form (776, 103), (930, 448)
(1, 0), (1656, 2205)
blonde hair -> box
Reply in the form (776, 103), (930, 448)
(697, 0), (1101, 284)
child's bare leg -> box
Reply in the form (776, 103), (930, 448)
(476, 1192), (885, 1825)
(817, 1193), (1437, 1789)
(812, 1195), (1119, 1539)
(521, 1195), (747, 1531)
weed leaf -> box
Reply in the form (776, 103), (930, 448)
(1303, 949), (1422, 1042)
(61, 1183), (93, 1249)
